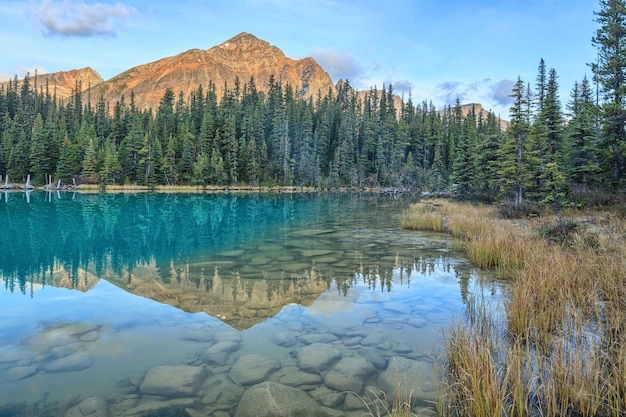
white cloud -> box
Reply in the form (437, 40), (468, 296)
(429, 78), (516, 118)
(37, 0), (134, 37)
(392, 80), (414, 95)
(491, 79), (516, 106)
(311, 47), (362, 84)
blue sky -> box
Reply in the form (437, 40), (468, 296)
(0, 0), (599, 117)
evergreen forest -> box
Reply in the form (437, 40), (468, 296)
(1, 0), (624, 208)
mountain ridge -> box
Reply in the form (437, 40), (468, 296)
(2, 32), (505, 126)
(91, 32), (335, 110)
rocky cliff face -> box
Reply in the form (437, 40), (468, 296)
(92, 32), (335, 110)
(437, 102), (509, 130)
(1, 67), (103, 100)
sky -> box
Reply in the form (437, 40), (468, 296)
(0, 0), (599, 118)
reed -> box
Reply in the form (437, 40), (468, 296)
(358, 385), (419, 417)
(439, 323), (507, 417)
(466, 228), (536, 278)
(400, 202), (448, 233)
(403, 200), (626, 417)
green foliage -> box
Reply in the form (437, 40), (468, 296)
(592, 0), (626, 186)
(537, 218), (581, 245)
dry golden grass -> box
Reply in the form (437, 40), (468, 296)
(403, 199), (626, 417)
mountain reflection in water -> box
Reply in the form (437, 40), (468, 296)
(0, 191), (496, 416)
(1, 192), (476, 329)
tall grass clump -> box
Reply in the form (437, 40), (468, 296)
(400, 201), (449, 233)
(357, 387), (417, 417)
(402, 200), (626, 417)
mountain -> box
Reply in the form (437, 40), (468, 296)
(438, 102), (509, 130)
(3, 33), (505, 126)
(1, 67), (104, 100)
(92, 32), (334, 110)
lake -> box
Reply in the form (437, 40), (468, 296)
(0, 191), (495, 417)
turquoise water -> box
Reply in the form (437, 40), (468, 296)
(0, 191), (496, 417)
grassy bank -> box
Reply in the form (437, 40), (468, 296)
(402, 199), (626, 417)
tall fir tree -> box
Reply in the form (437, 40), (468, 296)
(567, 77), (601, 189)
(451, 109), (478, 200)
(591, 0), (626, 186)
(497, 77), (532, 206)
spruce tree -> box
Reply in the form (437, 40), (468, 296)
(591, 0), (626, 185)
(567, 77), (601, 189)
(82, 137), (99, 184)
(100, 138), (122, 184)
(29, 113), (47, 184)
(451, 109), (478, 200)
(497, 78), (531, 206)
(539, 68), (569, 219)
(56, 137), (80, 182)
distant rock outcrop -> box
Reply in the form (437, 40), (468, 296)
(1, 67), (103, 100)
(438, 102), (509, 130)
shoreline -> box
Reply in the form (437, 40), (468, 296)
(2, 183), (415, 195)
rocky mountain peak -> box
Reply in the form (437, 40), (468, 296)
(86, 33), (334, 110)
(215, 32), (273, 52)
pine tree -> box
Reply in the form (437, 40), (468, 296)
(451, 109), (478, 200)
(540, 68), (569, 218)
(475, 112), (502, 201)
(56, 137), (80, 182)
(82, 137), (99, 184)
(7, 120), (29, 181)
(567, 77), (601, 189)
(536, 58), (547, 114)
(29, 113), (48, 184)
(178, 132), (194, 182)
(139, 132), (164, 185)
(497, 78), (532, 206)
(100, 138), (122, 184)
(192, 152), (210, 185)
(118, 112), (144, 182)
(592, 0), (626, 185)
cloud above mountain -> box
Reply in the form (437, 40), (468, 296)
(491, 79), (515, 106)
(37, 0), (133, 37)
(311, 48), (362, 84)
(431, 78), (515, 115)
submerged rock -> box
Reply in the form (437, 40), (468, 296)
(273, 331), (297, 347)
(309, 386), (345, 408)
(234, 381), (320, 417)
(278, 370), (323, 388)
(382, 301), (412, 315)
(26, 322), (101, 352)
(359, 349), (387, 370)
(318, 406), (345, 417)
(65, 396), (109, 417)
(4, 364), (38, 381)
(42, 351), (95, 373)
(375, 357), (434, 401)
(201, 374), (245, 410)
(229, 354), (280, 385)
(360, 333), (386, 347)
(295, 343), (341, 374)
(140, 365), (206, 397)
(299, 333), (338, 345)
(201, 341), (240, 365)
(323, 357), (376, 393)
